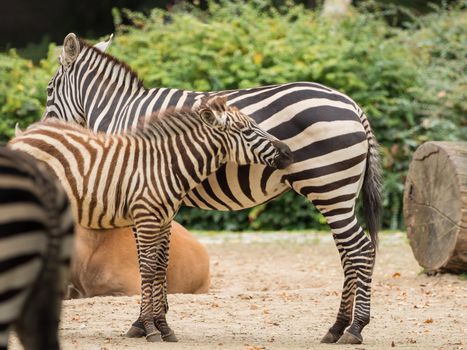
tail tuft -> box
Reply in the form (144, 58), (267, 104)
(362, 124), (383, 249)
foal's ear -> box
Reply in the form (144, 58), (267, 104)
(199, 96), (229, 129)
(60, 33), (81, 68)
(15, 123), (23, 137)
(94, 34), (114, 53)
(205, 96), (228, 112)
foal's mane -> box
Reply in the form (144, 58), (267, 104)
(78, 38), (144, 90)
(136, 106), (202, 133)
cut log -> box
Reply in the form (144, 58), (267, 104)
(403, 141), (467, 273)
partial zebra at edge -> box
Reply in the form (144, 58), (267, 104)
(0, 147), (74, 350)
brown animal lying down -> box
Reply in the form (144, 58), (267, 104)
(68, 222), (210, 298)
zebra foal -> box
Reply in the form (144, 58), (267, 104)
(10, 96), (293, 342)
(0, 147), (74, 350)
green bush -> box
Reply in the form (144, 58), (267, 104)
(0, 49), (50, 142)
(1, 0), (465, 231)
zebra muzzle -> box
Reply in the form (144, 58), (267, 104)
(272, 140), (294, 169)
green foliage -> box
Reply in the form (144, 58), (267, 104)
(0, 0), (465, 230)
(0, 45), (58, 143)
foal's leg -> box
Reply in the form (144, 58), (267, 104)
(319, 204), (375, 344)
(126, 226), (147, 339)
(126, 218), (162, 342)
(126, 225), (176, 341)
(150, 223), (178, 342)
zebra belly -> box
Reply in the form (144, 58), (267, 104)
(182, 163), (289, 210)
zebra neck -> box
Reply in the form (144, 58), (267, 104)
(140, 116), (225, 198)
(78, 48), (146, 128)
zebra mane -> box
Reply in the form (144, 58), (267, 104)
(137, 96), (229, 134)
(35, 107), (201, 139)
(78, 38), (144, 89)
(136, 106), (201, 133)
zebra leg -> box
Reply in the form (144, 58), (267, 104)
(320, 208), (375, 344)
(126, 225), (175, 341)
(126, 220), (162, 343)
(337, 234), (375, 344)
(150, 223), (178, 342)
(125, 226), (147, 339)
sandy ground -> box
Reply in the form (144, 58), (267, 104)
(9, 232), (467, 350)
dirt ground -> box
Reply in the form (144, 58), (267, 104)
(9, 232), (466, 350)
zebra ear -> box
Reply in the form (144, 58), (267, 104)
(200, 96), (228, 128)
(61, 33), (80, 68)
(15, 123), (23, 137)
(94, 34), (114, 53)
(205, 96), (228, 112)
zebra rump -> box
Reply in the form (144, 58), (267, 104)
(0, 147), (74, 350)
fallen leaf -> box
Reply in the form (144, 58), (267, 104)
(392, 272), (401, 278)
(245, 346), (266, 350)
(424, 318), (433, 324)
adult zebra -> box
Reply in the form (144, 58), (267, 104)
(11, 96), (293, 343)
(0, 147), (74, 350)
(43, 33), (382, 344)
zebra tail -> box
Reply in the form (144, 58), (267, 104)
(362, 121), (383, 249)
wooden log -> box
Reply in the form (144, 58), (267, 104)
(403, 141), (467, 273)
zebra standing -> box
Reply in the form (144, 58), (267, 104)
(43, 33), (382, 344)
(0, 147), (74, 350)
(10, 96), (293, 343)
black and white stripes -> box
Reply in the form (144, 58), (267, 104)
(0, 147), (74, 350)
(10, 96), (292, 343)
(42, 33), (383, 344)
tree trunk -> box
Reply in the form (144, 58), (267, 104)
(403, 141), (467, 273)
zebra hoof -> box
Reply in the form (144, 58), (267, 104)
(337, 330), (363, 344)
(162, 331), (178, 342)
(125, 326), (145, 338)
(146, 332), (162, 342)
(320, 330), (340, 343)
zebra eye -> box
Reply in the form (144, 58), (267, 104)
(47, 87), (53, 96)
(200, 110), (216, 126)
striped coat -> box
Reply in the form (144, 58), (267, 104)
(0, 147), (74, 350)
(42, 33), (383, 344)
(10, 96), (292, 342)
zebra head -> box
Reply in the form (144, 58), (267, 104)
(200, 96), (293, 170)
(43, 33), (113, 124)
